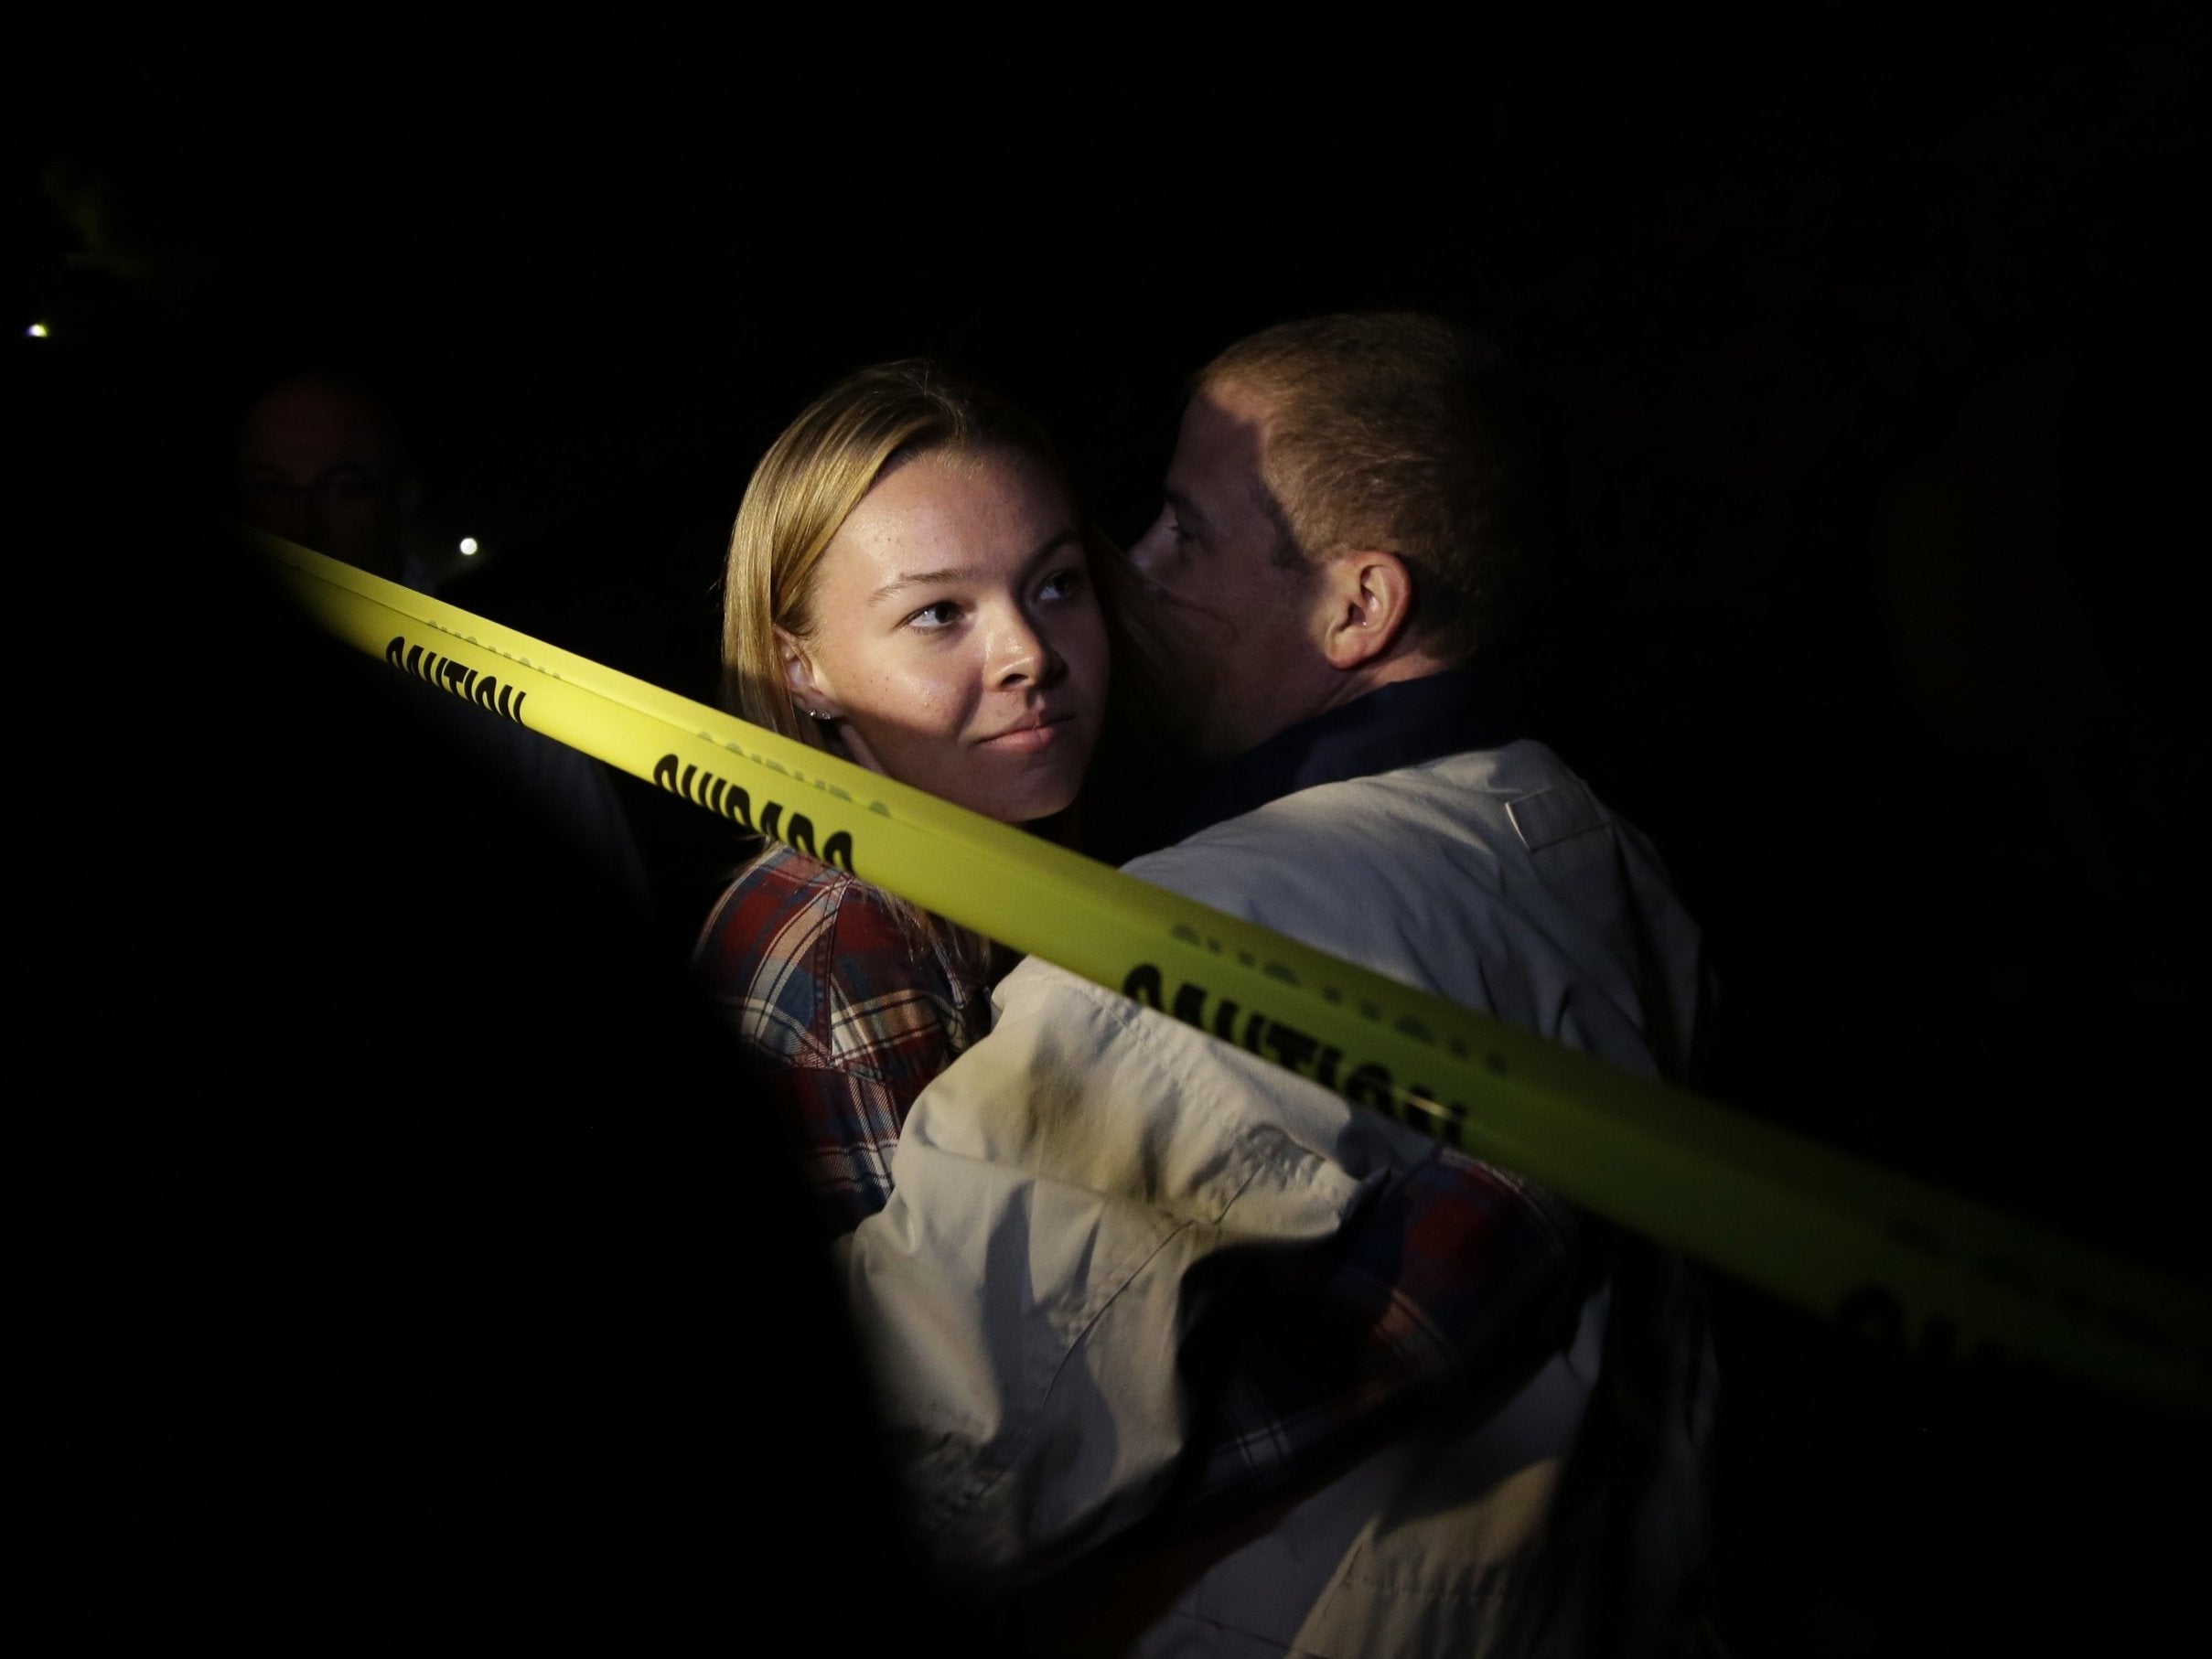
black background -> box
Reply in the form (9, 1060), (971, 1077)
(10, 9), (2210, 1652)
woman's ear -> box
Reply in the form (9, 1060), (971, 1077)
(778, 626), (886, 773)
(777, 626), (837, 719)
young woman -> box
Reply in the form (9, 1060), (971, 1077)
(694, 359), (1165, 1234)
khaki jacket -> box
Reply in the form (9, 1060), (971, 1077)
(838, 741), (1714, 1656)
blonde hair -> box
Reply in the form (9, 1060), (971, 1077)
(722, 359), (1185, 871)
(722, 359), (1073, 747)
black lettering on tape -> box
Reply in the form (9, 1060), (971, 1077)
(387, 635), (527, 725)
(647, 772), (851, 868)
(1406, 1085), (1466, 1130)
(1263, 1021), (1318, 1077)
(1441, 1102), (1478, 1151)
(1347, 1062), (1395, 1116)
(1172, 980), (1208, 1029)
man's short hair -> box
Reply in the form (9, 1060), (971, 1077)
(1200, 311), (1534, 664)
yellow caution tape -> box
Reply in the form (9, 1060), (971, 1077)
(258, 531), (2212, 1420)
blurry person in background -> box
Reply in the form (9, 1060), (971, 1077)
(232, 369), (652, 908)
(236, 373), (441, 590)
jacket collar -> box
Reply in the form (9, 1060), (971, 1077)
(1174, 662), (1522, 840)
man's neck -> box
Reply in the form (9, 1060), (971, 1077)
(1310, 646), (1464, 722)
(1173, 660), (1523, 841)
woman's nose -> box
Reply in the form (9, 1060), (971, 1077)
(993, 607), (1064, 687)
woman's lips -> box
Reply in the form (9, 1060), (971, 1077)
(977, 714), (1073, 753)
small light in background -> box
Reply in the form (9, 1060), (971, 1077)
(458, 536), (479, 556)
(27, 322), (49, 338)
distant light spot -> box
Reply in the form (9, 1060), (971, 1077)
(458, 536), (479, 556)
(27, 323), (49, 338)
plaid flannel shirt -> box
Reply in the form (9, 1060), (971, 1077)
(694, 844), (991, 1234)
(1183, 1140), (1580, 1516)
(695, 844), (1579, 1516)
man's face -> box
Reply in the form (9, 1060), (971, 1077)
(1128, 379), (1337, 762)
(236, 380), (416, 582)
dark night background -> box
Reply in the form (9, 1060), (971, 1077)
(8, 9), (2209, 1652)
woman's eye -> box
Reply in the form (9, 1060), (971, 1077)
(907, 600), (964, 629)
(1038, 566), (1087, 602)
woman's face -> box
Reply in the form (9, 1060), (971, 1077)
(783, 446), (1110, 824)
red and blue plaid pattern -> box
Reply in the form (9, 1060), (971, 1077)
(1188, 1145), (1580, 1513)
(693, 845), (992, 1234)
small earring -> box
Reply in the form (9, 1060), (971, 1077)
(800, 706), (833, 721)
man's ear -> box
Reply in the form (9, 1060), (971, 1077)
(777, 626), (839, 718)
(1317, 551), (1414, 670)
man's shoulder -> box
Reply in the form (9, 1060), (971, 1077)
(1130, 740), (1596, 890)
(1122, 738), (1701, 1075)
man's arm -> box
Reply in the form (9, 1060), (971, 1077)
(836, 958), (1373, 1582)
(835, 955), (1581, 1587)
